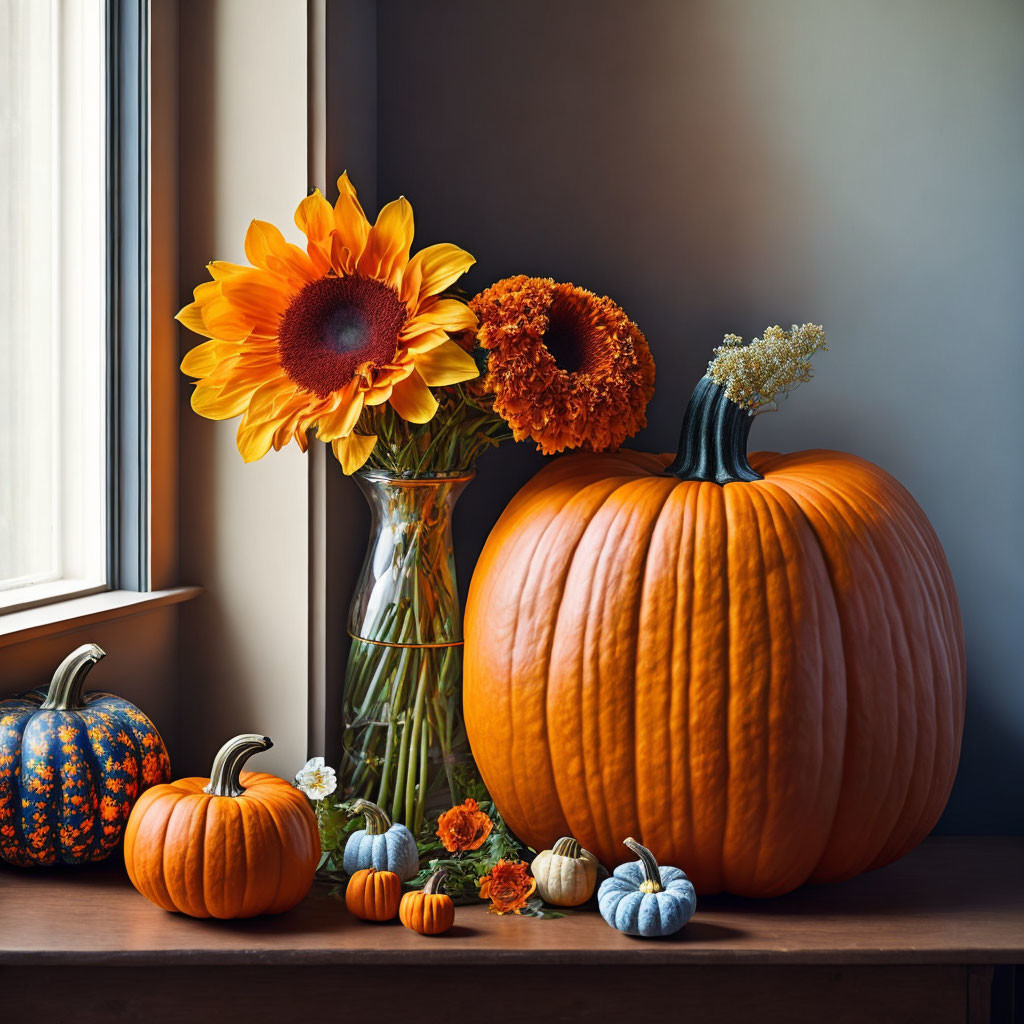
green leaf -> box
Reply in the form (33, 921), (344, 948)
(517, 897), (567, 920)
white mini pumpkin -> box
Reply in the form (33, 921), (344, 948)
(531, 836), (599, 907)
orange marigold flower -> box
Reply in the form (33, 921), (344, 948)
(178, 173), (480, 474)
(470, 275), (655, 455)
(479, 859), (536, 915)
(436, 797), (493, 852)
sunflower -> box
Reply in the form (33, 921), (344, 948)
(177, 173), (480, 473)
(471, 275), (655, 454)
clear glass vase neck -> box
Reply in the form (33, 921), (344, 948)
(347, 469), (474, 644)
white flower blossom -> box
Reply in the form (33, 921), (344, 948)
(707, 323), (827, 414)
(294, 756), (337, 801)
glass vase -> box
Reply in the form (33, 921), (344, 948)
(340, 469), (475, 834)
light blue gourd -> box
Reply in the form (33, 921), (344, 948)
(598, 837), (697, 938)
(342, 799), (420, 881)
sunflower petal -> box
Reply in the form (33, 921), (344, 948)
(207, 261), (250, 281)
(332, 433), (377, 474)
(264, 392), (320, 452)
(314, 384), (364, 442)
(236, 415), (280, 463)
(405, 243), (476, 304)
(334, 171), (371, 269)
(357, 196), (414, 285)
(246, 377), (304, 423)
(201, 295), (253, 341)
(399, 258), (423, 310)
(245, 220), (285, 268)
(414, 339), (480, 387)
(192, 280), (222, 304)
(218, 274), (291, 336)
(294, 189), (335, 243)
(245, 219), (316, 286)
(388, 369), (438, 424)
(362, 383), (394, 406)
(181, 338), (239, 378)
(404, 297), (477, 335)
(190, 379), (258, 420)
(403, 328), (451, 355)
(176, 301), (211, 337)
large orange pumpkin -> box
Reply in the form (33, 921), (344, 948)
(464, 377), (965, 897)
(124, 734), (320, 917)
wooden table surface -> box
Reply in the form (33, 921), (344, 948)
(1, 836), (1021, 967)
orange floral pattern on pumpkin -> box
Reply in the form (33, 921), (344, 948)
(436, 797), (493, 853)
(0, 692), (171, 867)
(478, 859), (537, 915)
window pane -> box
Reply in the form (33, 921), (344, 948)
(0, 0), (107, 602)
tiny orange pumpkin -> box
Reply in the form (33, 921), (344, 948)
(399, 868), (455, 935)
(346, 867), (401, 921)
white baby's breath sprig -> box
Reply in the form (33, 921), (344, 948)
(707, 323), (827, 415)
(294, 756), (337, 801)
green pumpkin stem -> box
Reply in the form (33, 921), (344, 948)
(203, 734), (273, 797)
(422, 868), (449, 896)
(39, 644), (106, 711)
(552, 836), (582, 860)
(666, 377), (762, 485)
(623, 837), (663, 894)
(351, 798), (392, 835)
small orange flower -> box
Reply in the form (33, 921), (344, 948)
(479, 859), (536, 915)
(436, 797), (493, 853)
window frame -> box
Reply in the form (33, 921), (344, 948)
(0, 0), (150, 618)
(106, 0), (150, 593)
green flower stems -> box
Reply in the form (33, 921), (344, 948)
(342, 473), (471, 834)
(341, 384), (511, 834)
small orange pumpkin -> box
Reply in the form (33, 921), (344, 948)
(124, 733), (319, 918)
(346, 867), (401, 921)
(399, 869), (455, 935)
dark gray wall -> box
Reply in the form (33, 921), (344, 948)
(333, 0), (1024, 832)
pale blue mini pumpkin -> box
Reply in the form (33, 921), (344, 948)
(342, 799), (419, 881)
(598, 837), (697, 938)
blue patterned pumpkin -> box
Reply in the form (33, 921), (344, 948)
(342, 799), (419, 880)
(598, 838), (697, 938)
(0, 644), (171, 867)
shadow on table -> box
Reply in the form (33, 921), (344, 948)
(695, 837), (1017, 918)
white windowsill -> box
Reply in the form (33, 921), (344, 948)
(0, 587), (203, 649)
(0, 580), (109, 616)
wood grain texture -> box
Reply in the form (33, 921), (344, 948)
(0, 837), (1020, 967)
(0, 965), (971, 1024)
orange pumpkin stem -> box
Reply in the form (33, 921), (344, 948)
(38, 643), (105, 711)
(203, 734), (273, 797)
(665, 377), (763, 485)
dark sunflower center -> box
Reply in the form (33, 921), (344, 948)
(278, 275), (407, 398)
(544, 290), (599, 374)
